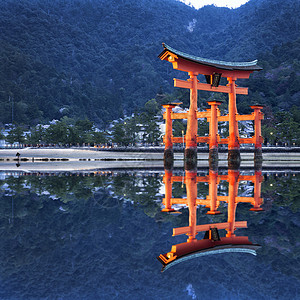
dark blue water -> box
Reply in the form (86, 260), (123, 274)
(0, 171), (299, 299)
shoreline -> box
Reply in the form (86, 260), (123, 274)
(0, 148), (299, 172)
(0, 148), (300, 161)
(0, 161), (300, 173)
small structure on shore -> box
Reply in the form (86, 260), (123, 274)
(158, 44), (264, 164)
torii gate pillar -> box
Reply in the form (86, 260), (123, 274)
(162, 104), (176, 167)
(226, 169), (239, 237)
(228, 77), (240, 164)
(251, 105), (264, 163)
(186, 170), (198, 242)
(207, 100), (222, 163)
(162, 169), (176, 212)
(185, 72), (198, 168)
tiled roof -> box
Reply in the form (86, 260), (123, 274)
(159, 43), (262, 71)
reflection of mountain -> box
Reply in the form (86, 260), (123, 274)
(0, 171), (299, 299)
(158, 168), (263, 271)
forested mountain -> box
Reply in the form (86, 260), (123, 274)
(0, 0), (299, 126)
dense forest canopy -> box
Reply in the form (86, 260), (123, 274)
(0, 0), (299, 126)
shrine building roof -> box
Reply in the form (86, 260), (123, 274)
(158, 43), (263, 72)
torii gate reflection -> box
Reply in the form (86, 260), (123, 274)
(157, 167), (263, 272)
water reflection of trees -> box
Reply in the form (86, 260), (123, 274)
(0, 171), (299, 213)
(0, 171), (299, 298)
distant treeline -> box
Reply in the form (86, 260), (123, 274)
(0, 0), (299, 128)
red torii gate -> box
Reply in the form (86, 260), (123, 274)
(157, 168), (263, 271)
(162, 168), (264, 215)
(159, 43), (264, 163)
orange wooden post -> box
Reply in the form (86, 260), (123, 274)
(206, 169), (221, 215)
(250, 170), (264, 212)
(185, 72), (198, 165)
(227, 77), (240, 163)
(163, 104), (175, 150)
(162, 169), (175, 212)
(250, 105), (264, 161)
(163, 104), (176, 164)
(226, 169), (239, 237)
(186, 170), (198, 242)
(207, 100), (222, 161)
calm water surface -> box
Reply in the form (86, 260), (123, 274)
(0, 169), (299, 299)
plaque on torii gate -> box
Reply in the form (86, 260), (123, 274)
(158, 43), (263, 164)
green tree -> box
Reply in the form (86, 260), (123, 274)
(112, 123), (126, 146)
(124, 118), (139, 145)
(93, 131), (107, 145)
(75, 119), (93, 132)
(28, 125), (45, 144)
(45, 122), (68, 145)
(173, 120), (186, 138)
(143, 120), (161, 145)
(198, 119), (209, 137)
(0, 129), (4, 140)
(6, 126), (25, 145)
(262, 125), (277, 145)
(277, 118), (300, 145)
(74, 119), (94, 144)
(144, 99), (160, 117)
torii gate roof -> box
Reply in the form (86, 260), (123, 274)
(158, 43), (262, 77)
(157, 236), (261, 272)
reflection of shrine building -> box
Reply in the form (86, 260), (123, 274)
(157, 168), (263, 272)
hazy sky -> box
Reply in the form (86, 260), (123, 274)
(179, 0), (249, 9)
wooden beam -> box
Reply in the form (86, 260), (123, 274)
(196, 176), (210, 182)
(173, 221), (247, 236)
(168, 198), (208, 205)
(219, 138), (229, 144)
(197, 111), (210, 118)
(239, 137), (255, 144)
(218, 137), (263, 145)
(174, 78), (248, 95)
(167, 176), (209, 183)
(218, 114), (263, 122)
(216, 196), (229, 202)
(235, 197), (255, 203)
(197, 136), (210, 143)
(174, 78), (192, 89)
(172, 137), (185, 143)
(171, 112), (188, 119)
(170, 176), (185, 182)
(236, 114), (255, 121)
(239, 175), (255, 181)
(217, 115), (229, 122)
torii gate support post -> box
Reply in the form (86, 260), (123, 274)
(162, 169), (175, 212)
(163, 104), (176, 167)
(206, 169), (221, 215)
(207, 100), (222, 163)
(185, 72), (198, 169)
(227, 77), (241, 165)
(251, 105), (264, 163)
(186, 170), (198, 242)
(226, 169), (239, 237)
(250, 169), (264, 212)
